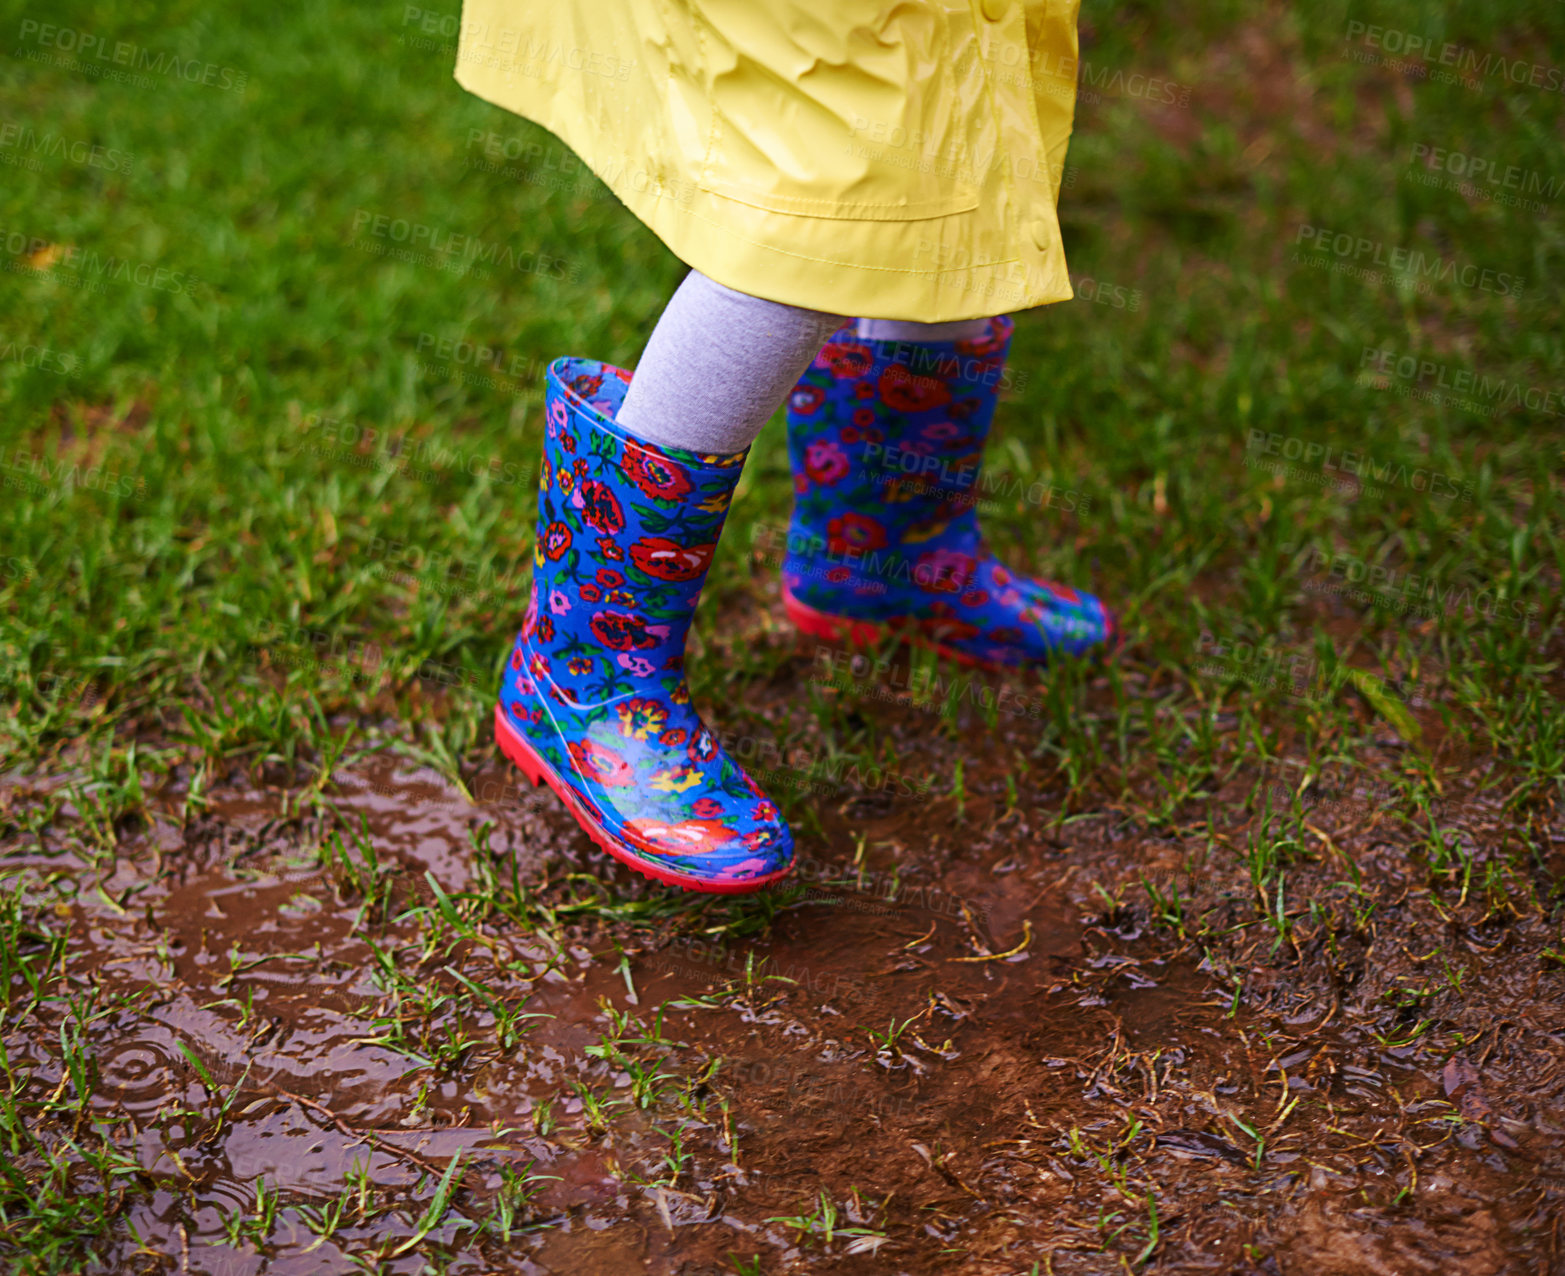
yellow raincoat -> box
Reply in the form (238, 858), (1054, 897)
(454, 1), (1081, 322)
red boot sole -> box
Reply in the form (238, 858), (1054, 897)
(781, 583), (1009, 674)
(492, 705), (794, 895)
(782, 584), (1124, 673)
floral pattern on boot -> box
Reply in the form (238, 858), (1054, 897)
(496, 357), (793, 892)
(782, 317), (1119, 669)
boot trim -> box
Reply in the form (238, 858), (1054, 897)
(548, 356), (751, 471)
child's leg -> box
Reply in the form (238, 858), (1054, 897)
(617, 270), (846, 454)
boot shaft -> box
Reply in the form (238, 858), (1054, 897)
(497, 355), (796, 890)
(526, 358), (749, 709)
(784, 317), (1015, 598)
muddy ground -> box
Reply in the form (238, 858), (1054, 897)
(4, 619), (1563, 1275)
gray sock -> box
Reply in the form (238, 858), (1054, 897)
(616, 270), (847, 455)
(855, 316), (993, 342)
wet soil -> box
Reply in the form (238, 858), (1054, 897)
(4, 641), (1565, 1274)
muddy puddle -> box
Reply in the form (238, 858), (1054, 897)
(3, 719), (1564, 1274)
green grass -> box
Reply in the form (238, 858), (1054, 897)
(1, 0), (1559, 793)
(1, 0), (1563, 1269)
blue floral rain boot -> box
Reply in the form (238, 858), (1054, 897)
(781, 317), (1120, 670)
(495, 358), (794, 893)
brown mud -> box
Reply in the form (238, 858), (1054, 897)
(3, 640), (1565, 1274)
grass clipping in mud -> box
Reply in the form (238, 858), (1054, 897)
(2, 0), (1565, 1272)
